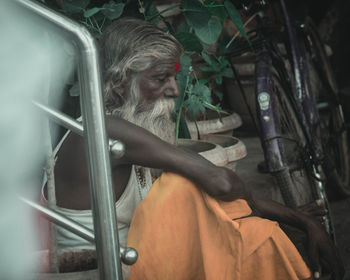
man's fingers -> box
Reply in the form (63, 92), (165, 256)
(299, 200), (327, 218)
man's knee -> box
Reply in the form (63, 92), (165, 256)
(150, 172), (202, 207)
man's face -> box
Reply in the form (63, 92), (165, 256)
(138, 61), (180, 104)
(114, 59), (180, 144)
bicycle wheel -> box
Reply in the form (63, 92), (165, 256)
(261, 65), (335, 238)
(270, 70), (316, 208)
(256, 51), (316, 208)
(303, 17), (350, 197)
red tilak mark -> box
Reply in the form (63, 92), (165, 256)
(175, 62), (180, 73)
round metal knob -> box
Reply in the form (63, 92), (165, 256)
(109, 140), (125, 159)
(120, 247), (138, 265)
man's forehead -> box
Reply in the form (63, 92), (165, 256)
(151, 61), (178, 72)
(151, 59), (176, 70)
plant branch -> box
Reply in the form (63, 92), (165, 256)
(225, 12), (258, 49)
(100, 16), (107, 30)
(138, 0), (147, 20)
(148, 3), (181, 21)
(92, 16), (102, 35)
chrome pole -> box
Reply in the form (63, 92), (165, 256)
(33, 101), (126, 158)
(33, 101), (84, 136)
(21, 197), (95, 242)
(15, 1), (123, 279)
(20, 197), (138, 265)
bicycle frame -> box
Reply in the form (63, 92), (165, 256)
(254, 0), (326, 172)
(279, 0), (324, 161)
(247, 0), (334, 210)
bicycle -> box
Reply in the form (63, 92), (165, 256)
(225, 0), (350, 242)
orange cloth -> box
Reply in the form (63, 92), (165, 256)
(127, 172), (312, 280)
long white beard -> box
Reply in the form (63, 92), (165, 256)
(111, 81), (176, 144)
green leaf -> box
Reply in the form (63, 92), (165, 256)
(102, 1), (125, 20)
(184, 83), (212, 118)
(213, 90), (223, 100)
(210, 58), (221, 72)
(175, 32), (203, 53)
(204, 0), (227, 22)
(194, 17), (222, 45)
(84, 7), (102, 18)
(177, 21), (191, 33)
(193, 84), (212, 103)
(221, 67), (233, 78)
(215, 74), (222, 84)
(201, 52), (212, 65)
(219, 56), (229, 67)
(224, 0), (249, 42)
(198, 78), (210, 85)
(184, 95), (205, 118)
(200, 65), (214, 72)
(61, 0), (89, 13)
(144, 0), (160, 24)
(178, 55), (192, 79)
(181, 0), (211, 29)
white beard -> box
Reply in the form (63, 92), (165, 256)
(111, 79), (176, 144)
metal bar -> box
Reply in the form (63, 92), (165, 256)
(33, 101), (84, 136)
(21, 197), (95, 242)
(33, 101), (125, 159)
(21, 197), (138, 265)
(15, 1), (123, 279)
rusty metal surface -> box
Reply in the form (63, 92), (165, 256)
(36, 249), (97, 273)
(36, 269), (99, 280)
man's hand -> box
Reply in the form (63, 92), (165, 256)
(305, 219), (345, 280)
(193, 166), (249, 200)
(249, 195), (345, 280)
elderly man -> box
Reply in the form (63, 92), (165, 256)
(50, 18), (343, 279)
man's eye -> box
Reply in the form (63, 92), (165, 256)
(157, 76), (167, 82)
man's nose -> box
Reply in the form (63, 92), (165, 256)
(165, 77), (180, 98)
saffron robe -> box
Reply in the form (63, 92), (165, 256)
(127, 172), (312, 280)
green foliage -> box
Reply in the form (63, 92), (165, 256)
(204, 0), (227, 22)
(184, 83), (212, 118)
(194, 17), (222, 45)
(181, 0), (211, 29)
(142, 0), (160, 24)
(175, 32), (203, 53)
(61, 0), (89, 14)
(49, 0), (250, 141)
(224, 1), (250, 43)
(200, 53), (233, 85)
(102, 2), (125, 20)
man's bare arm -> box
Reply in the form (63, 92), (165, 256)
(106, 115), (247, 199)
(249, 195), (344, 279)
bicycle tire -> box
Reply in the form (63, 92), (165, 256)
(255, 52), (315, 208)
(303, 17), (350, 197)
(259, 61), (336, 239)
(270, 71), (315, 208)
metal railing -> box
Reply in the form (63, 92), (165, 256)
(14, 0), (136, 279)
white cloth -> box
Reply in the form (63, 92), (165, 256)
(42, 131), (152, 249)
